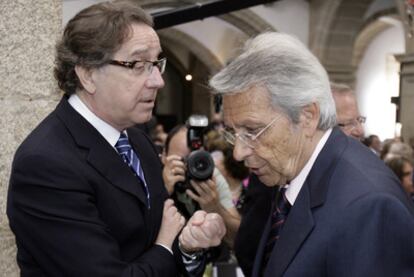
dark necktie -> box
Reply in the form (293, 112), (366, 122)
(115, 133), (150, 209)
(263, 187), (291, 268)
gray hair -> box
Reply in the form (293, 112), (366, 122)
(209, 32), (336, 130)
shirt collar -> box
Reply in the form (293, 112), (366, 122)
(68, 94), (121, 147)
(285, 128), (332, 205)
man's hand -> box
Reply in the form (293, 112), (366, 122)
(186, 179), (220, 213)
(162, 155), (186, 195)
(179, 210), (226, 253)
(156, 199), (186, 249)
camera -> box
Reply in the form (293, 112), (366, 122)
(175, 115), (215, 193)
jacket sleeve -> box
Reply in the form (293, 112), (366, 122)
(328, 192), (414, 277)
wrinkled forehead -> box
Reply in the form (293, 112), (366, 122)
(221, 87), (275, 128)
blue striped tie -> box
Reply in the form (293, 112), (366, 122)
(115, 133), (150, 209)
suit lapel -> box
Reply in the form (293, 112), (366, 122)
(87, 142), (147, 204)
(251, 189), (276, 277)
(55, 97), (147, 205)
(264, 184), (314, 277)
(255, 128), (348, 277)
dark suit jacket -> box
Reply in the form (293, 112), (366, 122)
(7, 97), (187, 276)
(233, 175), (274, 277)
(252, 128), (414, 277)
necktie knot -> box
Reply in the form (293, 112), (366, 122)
(115, 133), (132, 156)
(276, 187), (291, 215)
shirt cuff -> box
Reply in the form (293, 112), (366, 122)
(155, 243), (173, 255)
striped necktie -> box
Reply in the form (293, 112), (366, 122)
(115, 133), (150, 209)
(262, 187), (291, 268)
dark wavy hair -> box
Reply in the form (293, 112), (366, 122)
(54, 1), (153, 95)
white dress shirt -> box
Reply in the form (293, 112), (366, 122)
(285, 129), (332, 205)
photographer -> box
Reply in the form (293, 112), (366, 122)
(162, 123), (241, 246)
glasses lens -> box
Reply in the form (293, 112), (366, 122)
(222, 130), (236, 145)
(157, 58), (166, 74)
(238, 133), (255, 148)
(132, 62), (146, 74)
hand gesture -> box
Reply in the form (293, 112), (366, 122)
(156, 199), (186, 249)
(179, 210), (226, 253)
(162, 155), (186, 195)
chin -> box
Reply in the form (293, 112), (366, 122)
(258, 175), (279, 187)
(133, 113), (152, 124)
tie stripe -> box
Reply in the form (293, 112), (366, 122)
(115, 133), (151, 209)
(263, 187), (291, 268)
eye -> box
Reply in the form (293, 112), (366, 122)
(132, 61), (145, 72)
(245, 127), (260, 135)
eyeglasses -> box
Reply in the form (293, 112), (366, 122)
(108, 57), (166, 75)
(222, 115), (281, 148)
(337, 116), (366, 130)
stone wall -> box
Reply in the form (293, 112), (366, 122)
(0, 0), (61, 275)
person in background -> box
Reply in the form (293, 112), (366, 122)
(162, 125), (240, 246)
(387, 141), (414, 160)
(209, 31), (414, 276)
(7, 2), (225, 276)
(384, 154), (414, 199)
(331, 82), (365, 141)
(363, 134), (382, 156)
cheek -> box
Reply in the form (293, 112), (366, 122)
(257, 135), (290, 170)
(259, 130), (303, 174)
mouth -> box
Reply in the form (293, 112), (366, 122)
(141, 99), (156, 106)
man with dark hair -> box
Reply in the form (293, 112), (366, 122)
(7, 1), (225, 276)
(210, 32), (414, 276)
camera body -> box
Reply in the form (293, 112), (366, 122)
(175, 115), (215, 193)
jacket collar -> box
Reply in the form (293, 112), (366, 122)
(55, 96), (148, 205)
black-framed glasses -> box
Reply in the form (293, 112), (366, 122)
(108, 57), (166, 75)
(337, 116), (366, 130)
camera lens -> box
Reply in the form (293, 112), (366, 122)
(187, 150), (214, 181)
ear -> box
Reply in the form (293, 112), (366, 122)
(74, 65), (96, 94)
(300, 103), (320, 137)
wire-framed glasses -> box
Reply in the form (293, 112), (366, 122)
(108, 57), (166, 75)
(221, 115), (281, 148)
(337, 116), (366, 130)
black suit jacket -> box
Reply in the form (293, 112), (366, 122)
(233, 175), (273, 277)
(7, 97), (186, 276)
(252, 128), (414, 277)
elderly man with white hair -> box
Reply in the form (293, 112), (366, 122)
(209, 32), (414, 277)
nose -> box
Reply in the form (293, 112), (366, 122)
(232, 138), (253, 162)
(146, 67), (165, 89)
